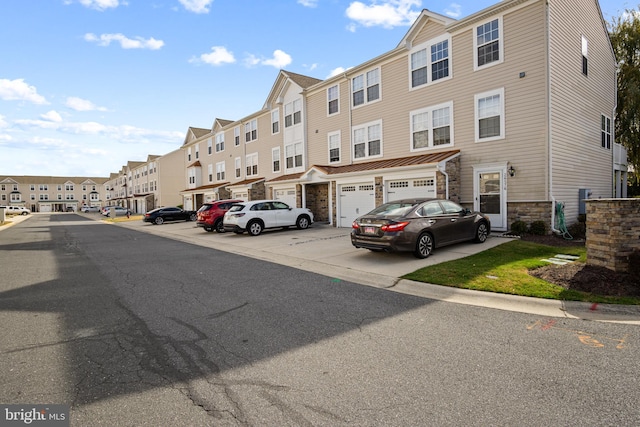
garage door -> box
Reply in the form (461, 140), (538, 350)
(338, 183), (375, 228)
(274, 188), (297, 207)
(232, 191), (248, 201)
(386, 178), (435, 201)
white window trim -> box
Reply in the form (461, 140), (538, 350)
(474, 88), (505, 143)
(245, 119), (258, 143)
(246, 153), (258, 177)
(327, 84), (340, 116)
(272, 147), (281, 173)
(601, 114), (611, 150)
(473, 16), (504, 72)
(271, 108), (280, 135)
(216, 161), (226, 181)
(215, 133), (224, 153)
(234, 127), (240, 146)
(409, 101), (454, 152)
(351, 67), (381, 109)
(408, 34), (452, 91)
(328, 130), (341, 164)
(351, 119), (383, 161)
(235, 157), (242, 179)
(284, 141), (305, 173)
(207, 138), (213, 155)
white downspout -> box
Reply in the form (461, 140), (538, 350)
(437, 161), (449, 200)
(547, 0), (560, 234)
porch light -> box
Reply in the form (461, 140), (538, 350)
(508, 165), (516, 177)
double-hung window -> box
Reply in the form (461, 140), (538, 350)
(245, 119), (257, 143)
(246, 153), (258, 177)
(215, 133), (224, 152)
(327, 85), (339, 115)
(272, 147), (281, 173)
(208, 139), (212, 155)
(235, 157), (242, 178)
(410, 35), (451, 89)
(284, 99), (302, 128)
(475, 88), (505, 142)
(234, 127), (240, 146)
(352, 120), (382, 160)
(582, 35), (588, 76)
(271, 109), (280, 134)
(352, 68), (380, 107)
(208, 164), (214, 182)
(474, 18), (502, 70)
(328, 131), (341, 163)
(285, 142), (303, 171)
(410, 102), (453, 151)
(601, 115), (611, 149)
(216, 162), (225, 181)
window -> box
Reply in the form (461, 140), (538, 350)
(284, 99), (302, 128)
(40, 184), (48, 191)
(475, 88), (505, 142)
(208, 139), (212, 155)
(208, 164), (213, 182)
(410, 36), (451, 89)
(235, 157), (242, 178)
(246, 153), (258, 177)
(187, 148), (192, 162)
(582, 35), (588, 76)
(245, 119), (257, 142)
(285, 142), (303, 171)
(410, 102), (453, 151)
(195, 144), (199, 159)
(271, 109), (280, 134)
(216, 162), (225, 181)
(215, 133), (224, 152)
(234, 127), (240, 146)
(272, 147), (281, 173)
(352, 68), (380, 107)
(328, 131), (341, 163)
(65, 194), (74, 200)
(328, 85), (339, 115)
(601, 115), (611, 149)
(10, 193), (21, 202)
(66, 184), (74, 191)
(353, 121), (382, 160)
(39, 194), (49, 201)
(475, 18), (502, 69)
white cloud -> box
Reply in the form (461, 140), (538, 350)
(444, 3), (461, 18)
(178, 0), (213, 14)
(262, 50), (292, 69)
(0, 79), (48, 105)
(66, 97), (108, 112)
(191, 46), (236, 66)
(65, 0), (125, 11)
(0, 134), (12, 142)
(0, 114), (7, 128)
(243, 54), (261, 68)
(41, 111), (63, 123)
(327, 66), (352, 78)
(84, 33), (164, 50)
(346, 0), (421, 29)
(298, 0), (319, 7)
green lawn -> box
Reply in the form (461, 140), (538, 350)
(402, 240), (640, 305)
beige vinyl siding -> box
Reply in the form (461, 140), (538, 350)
(548, 0), (616, 220)
(412, 20), (448, 46)
(247, 110), (281, 181)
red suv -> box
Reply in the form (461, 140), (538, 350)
(196, 199), (243, 232)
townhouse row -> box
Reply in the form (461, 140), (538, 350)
(2, 0), (628, 233)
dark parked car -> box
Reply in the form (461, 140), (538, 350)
(196, 199), (243, 232)
(351, 198), (490, 259)
(143, 207), (197, 225)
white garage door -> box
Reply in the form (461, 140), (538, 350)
(232, 191), (248, 201)
(274, 188), (297, 207)
(338, 183), (375, 228)
(386, 178), (435, 201)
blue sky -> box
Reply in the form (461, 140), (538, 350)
(0, 0), (628, 177)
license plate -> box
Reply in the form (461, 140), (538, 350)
(363, 226), (376, 235)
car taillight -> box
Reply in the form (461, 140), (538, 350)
(381, 221), (409, 232)
(352, 222), (360, 229)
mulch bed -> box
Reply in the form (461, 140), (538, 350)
(521, 234), (640, 298)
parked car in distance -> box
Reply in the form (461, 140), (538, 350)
(196, 199), (243, 233)
(101, 206), (131, 217)
(143, 207), (197, 225)
(82, 206), (101, 213)
(351, 198), (490, 259)
(0, 206), (30, 215)
(223, 200), (314, 236)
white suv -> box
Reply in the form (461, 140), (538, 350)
(223, 200), (314, 236)
(1, 206), (30, 215)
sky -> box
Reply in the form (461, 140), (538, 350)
(0, 0), (629, 178)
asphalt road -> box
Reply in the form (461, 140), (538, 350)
(1, 214), (639, 426)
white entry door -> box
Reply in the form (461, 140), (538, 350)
(474, 167), (507, 231)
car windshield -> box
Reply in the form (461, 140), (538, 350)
(366, 202), (418, 217)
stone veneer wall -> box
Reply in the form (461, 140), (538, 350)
(436, 157), (460, 203)
(585, 198), (640, 273)
(249, 183), (266, 201)
(306, 184), (329, 222)
(508, 202), (553, 233)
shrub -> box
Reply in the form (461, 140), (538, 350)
(510, 220), (528, 236)
(567, 220), (586, 239)
(529, 220), (547, 235)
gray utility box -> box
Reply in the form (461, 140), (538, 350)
(578, 188), (591, 215)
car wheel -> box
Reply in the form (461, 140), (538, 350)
(21, 212), (28, 216)
(296, 215), (310, 230)
(414, 232), (433, 259)
(473, 222), (489, 243)
(189, 213), (197, 221)
(154, 217), (164, 225)
(247, 220), (263, 236)
(204, 225), (213, 232)
(214, 219), (225, 233)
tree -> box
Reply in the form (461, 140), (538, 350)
(610, 9), (640, 180)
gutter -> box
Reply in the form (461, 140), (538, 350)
(437, 161), (449, 200)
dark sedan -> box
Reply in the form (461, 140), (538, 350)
(143, 207), (197, 225)
(351, 198), (490, 259)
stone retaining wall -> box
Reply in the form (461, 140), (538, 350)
(585, 198), (640, 273)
